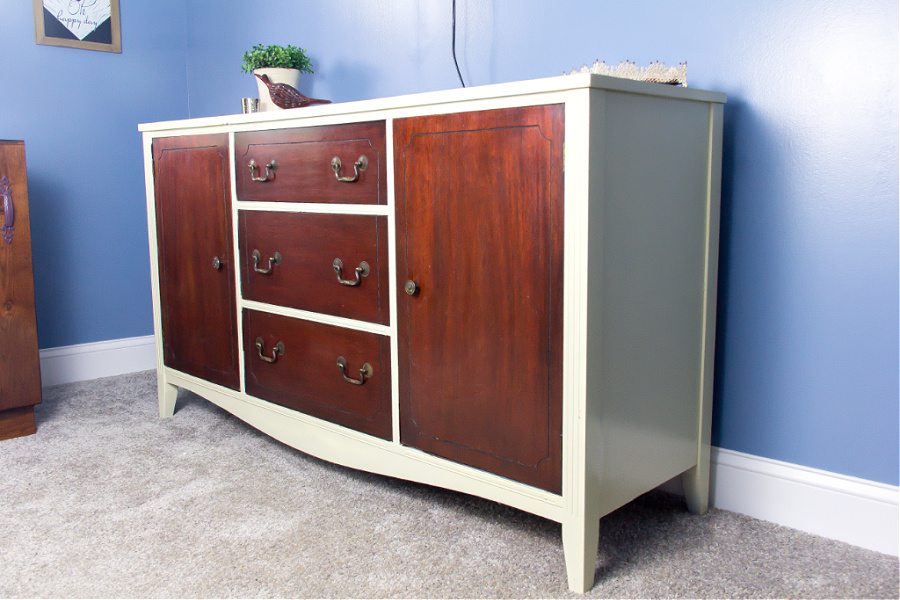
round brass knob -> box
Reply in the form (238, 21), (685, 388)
(404, 280), (418, 296)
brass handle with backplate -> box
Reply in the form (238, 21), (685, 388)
(248, 158), (277, 182)
(333, 258), (369, 286)
(256, 338), (284, 363)
(336, 356), (373, 385)
(331, 155), (368, 183)
(252, 249), (282, 274)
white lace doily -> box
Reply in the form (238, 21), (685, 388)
(566, 60), (687, 86)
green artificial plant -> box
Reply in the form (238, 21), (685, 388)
(241, 43), (314, 74)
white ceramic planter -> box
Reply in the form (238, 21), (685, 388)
(253, 68), (301, 111)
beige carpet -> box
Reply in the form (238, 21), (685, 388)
(0, 370), (896, 598)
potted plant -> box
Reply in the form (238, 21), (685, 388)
(242, 43), (314, 111)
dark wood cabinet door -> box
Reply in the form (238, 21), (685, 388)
(394, 105), (565, 493)
(0, 141), (42, 418)
(153, 135), (239, 390)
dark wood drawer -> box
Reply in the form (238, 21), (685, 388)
(243, 309), (392, 440)
(234, 122), (386, 204)
(238, 210), (389, 325)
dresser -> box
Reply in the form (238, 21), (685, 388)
(0, 140), (42, 440)
(141, 74), (725, 592)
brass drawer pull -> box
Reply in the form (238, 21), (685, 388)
(255, 338), (284, 363)
(336, 356), (373, 385)
(333, 258), (369, 286)
(248, 158), (277, 182)
(331, 155), (368, 183)
(252, 249), (282, 274)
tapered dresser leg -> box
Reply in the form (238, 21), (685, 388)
(159, 379), (177, 418)
(562, 514), (600, 593)
(682, 462), (710, 515)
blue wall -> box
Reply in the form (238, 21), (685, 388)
(2, 1), (897, 487)
(0, 0), (189, 348)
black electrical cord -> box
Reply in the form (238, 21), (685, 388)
(452, 0), (466, 87)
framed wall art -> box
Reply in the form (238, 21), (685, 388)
(33, 0), (121, 53)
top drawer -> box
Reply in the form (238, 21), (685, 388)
(234, 121), (386, 205)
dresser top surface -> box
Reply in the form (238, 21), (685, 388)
(139, 73), (726, 135)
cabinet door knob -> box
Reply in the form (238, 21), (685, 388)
(252, 249), (282, 274)
(336, 356), (373, 385)
(333, 258), (369, 286)
(331, 155), (368, 183)
(255, 338), (284, 363)
(248, 158), (277, 182)
(404, 280), (418, 296)
(212, 256), (226, 270)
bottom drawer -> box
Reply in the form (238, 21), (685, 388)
(243, 309), (392, 440)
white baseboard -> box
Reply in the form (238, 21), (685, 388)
(663, 448), (899, 556)
(39, 335), (156, 387)
(710, 448), (899, 556)
(38, 336), (899, 557)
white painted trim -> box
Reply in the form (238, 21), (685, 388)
(662, 447), (899, 556)
(39, 335), (156, 387)
(711, 448), (899, 556)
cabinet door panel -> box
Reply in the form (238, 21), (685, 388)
(153, 135), (239, 390)
(395, 105), (564, 493)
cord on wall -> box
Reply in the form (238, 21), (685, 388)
(452, 0), (466, 87)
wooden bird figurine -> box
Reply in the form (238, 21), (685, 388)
(255, 73), (332, 109)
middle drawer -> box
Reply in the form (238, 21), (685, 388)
(238, 210), (390, 325)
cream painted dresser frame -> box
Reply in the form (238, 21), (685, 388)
(140, 74), (725, 593)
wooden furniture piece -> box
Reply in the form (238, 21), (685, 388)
(141, 75), (725, 593)
(0, 140), (42, 440)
